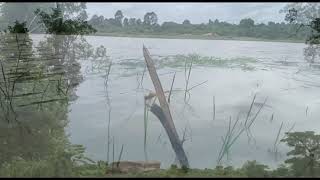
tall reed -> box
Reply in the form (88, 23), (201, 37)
(213, 95), (216, 121)
(116, 144), (124, 167)
(217, 95), (266, 165)
(168, 72), (176, 104)
(104, 62), (112, 163)
(184, 56), (193, 101)
(273, 121), (284, 160)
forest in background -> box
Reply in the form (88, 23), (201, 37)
(0, 3), (311, 41)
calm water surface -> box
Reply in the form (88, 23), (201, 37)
(32, 35), (320, 169)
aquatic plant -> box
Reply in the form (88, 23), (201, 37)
(217, 94), (266, 165)
(118, 54), (257, 72)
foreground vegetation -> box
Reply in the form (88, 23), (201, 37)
(1, 131), (320, 177)
(0, 157), (316, 177)
(0, 160), (288, 177)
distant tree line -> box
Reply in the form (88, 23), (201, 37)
(87, 10), (311, 40)
(0, 4), (312, 41)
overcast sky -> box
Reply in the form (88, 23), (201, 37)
(86, 3), (288, 24)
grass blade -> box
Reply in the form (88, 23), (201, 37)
(168, 72), (176, 103)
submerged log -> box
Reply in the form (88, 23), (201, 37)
(143, 46), (189, 168)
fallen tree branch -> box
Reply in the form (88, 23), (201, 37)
(143, 46), (189, 168)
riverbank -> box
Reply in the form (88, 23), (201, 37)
(92, 32), (305, 43)
(30, 32), (305, 44)
(75, 162), (291, 178)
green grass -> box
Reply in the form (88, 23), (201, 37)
(105, 168), (245, 177)
(0, 155), (314, 177)
(162, 54), (257, 69)
(117, 54), (257, 78)
(84, 161), (292, 177)
(0, 157), (297, 178)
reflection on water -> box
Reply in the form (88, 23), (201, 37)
(31, 35), (320, 169)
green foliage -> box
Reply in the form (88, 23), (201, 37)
(0, 3), (313, 41)
(211, 165), (244, 177)
(270, 164), (292, 177)
(0, 158), (56, 177)
(34, 5), (97, 95)
(0, 3), (102, 178)
(35, 7), (96, 35)
(307, 18), (320, 45)
(72, 163), (107, 177)
(280, 131), (320, 177)
(0, 143), (100, 177)
(0, 3), (91, 33)
(86, 10), (309, 41)
(241, 160), (269, 177)
(114, 10), (124, 27)
(282, 3), (320, 63)
(183, 19), (191, 25)
(1, 155), (320, 177)
(239, 18), (255, 28)
(0, 3), (55, 32)
(7, 21), (29, 33)
(56, 3), (88, 20)
(143, 12), (158, 26)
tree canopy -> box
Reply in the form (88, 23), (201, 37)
(84, 10), (309, 41)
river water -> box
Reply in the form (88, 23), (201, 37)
(32, 35), (320, 169)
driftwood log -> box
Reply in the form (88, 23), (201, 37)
(143, 46), (189, 168)
(110, 161), (161, 173)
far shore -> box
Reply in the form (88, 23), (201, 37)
(30, 32), (305, 44)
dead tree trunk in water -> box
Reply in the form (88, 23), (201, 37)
(143, 46), (189, 168)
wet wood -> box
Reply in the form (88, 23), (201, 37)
(110, 160), (161, 173)
(143, 46), (189, 168)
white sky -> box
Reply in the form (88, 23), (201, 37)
(86, 3), (287, 24)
